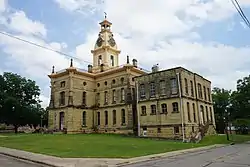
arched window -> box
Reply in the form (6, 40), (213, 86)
(82, 111), (86, 126)
(98, 55), (102, 65)
(110, 55), (114, 66)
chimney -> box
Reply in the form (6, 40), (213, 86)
(52, 66), (55, 74)
(88, 65), (93, 73)
(152, 64), (159, 73)
(132, 59), (137, 67)
(127, 55), (130, 64)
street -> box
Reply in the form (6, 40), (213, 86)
(0, 154), (47, 167)
(124, 143), (250, 167)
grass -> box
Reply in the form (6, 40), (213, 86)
(0, 133), (249, 158)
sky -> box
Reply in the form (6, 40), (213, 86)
(0, 0), (250, 108)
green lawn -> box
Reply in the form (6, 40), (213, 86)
(0, 133), (249, 158)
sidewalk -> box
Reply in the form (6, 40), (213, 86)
(0, 144), (225, 167)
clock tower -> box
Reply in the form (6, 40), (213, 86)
(91, 17), (121, 73)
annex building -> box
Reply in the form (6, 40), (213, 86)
(48, 17), (216, 139)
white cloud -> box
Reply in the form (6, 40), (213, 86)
(0, 0), (6, 12)
(53, 0), (102, 15)
(0, 1), (75, 108)
(40, 95), (49, 109)
(7, 11), (47, 37)
(72, 0), (250, 91)
(240, 21), (248, 29)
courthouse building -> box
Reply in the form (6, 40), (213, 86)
(47, 17), (216, 139)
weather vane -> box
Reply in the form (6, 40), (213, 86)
(104, 12), (107, 19)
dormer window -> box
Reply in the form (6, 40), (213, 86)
(60, 81), (65, 88)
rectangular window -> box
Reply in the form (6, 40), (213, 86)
(200, 105), (205, 124)
(96, 93), (100, 105)
(140, 84), (146, 99)
(174, 127), (179, 134)
(187, 102), (191, 122)
(121, 88), (125, 102)
(82, 92), (86, 105)
(185, 78), (188, 95)
(193, 103), (197, 122)
(104, 91), (108, 104)
(157, 128), (161, 133)
(161, 103), (167, 114)
(171, 78), (178, 94)
(206, 106), (209, 122)
(121, 109), (126, 125)
(207, 88), (211, 101)
(159, 80), (166, 95)
(204, 86), (207, 101)
(190, 80), (194, 97)
(82, 111), (86, 126)
(151, 105), (156, 115)
(112, 89), (116, 103)
(198, 83), (202, 99)
(210, 107), (213, 123)
(97, 112), (100, 126)
(59, 91), (65, 105)
(150, 82), (156, 97)
(141, 106), (146, 115)
(172, 102), (179, 113)
(113, 110), (116, 125)
(105, 111), (108, 125)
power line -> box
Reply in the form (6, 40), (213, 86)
(0, 31), (92, 64)
(231, 0), (250, 29)
(0, 31), (151, 72)
(234, 0), (250, 26)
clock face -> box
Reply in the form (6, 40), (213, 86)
(96, 37), (103, 47)
(108, 36), (116, 47)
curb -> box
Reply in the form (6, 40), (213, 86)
(0, 152), (61, 167)
(116, 144), (227, 166)
(0, 144), (228, 167)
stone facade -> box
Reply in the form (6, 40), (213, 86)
(48, 18), (145, 134)
(47, 18), (216, 139)
(135, 67), (216, 139)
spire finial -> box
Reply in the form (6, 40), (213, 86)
(104, 12), (107, 19)
(52, 66), (55, 74)
(127, 55), (130, 64)
(70, 59), (73, 67)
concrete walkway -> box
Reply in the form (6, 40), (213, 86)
(0, 145), (225, 167)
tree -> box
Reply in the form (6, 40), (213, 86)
(0, 72), (41, 133)
(230, 75), (250, 119)
(212, 87), (231, 133)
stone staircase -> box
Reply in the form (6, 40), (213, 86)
(188, 122), (216, 143)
